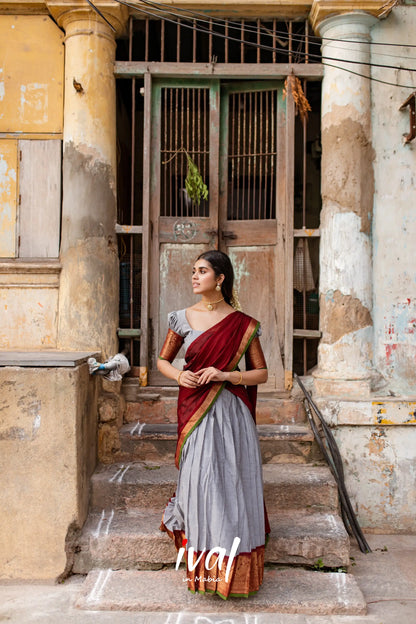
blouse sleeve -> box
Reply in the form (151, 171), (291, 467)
(158, 311), (185, 363)
(246, 325), (267, 370)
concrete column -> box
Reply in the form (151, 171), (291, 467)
(49, 4), (127, 358)
(313, 12), (377, 397)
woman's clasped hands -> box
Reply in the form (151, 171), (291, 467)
(178, 367), (227, 388)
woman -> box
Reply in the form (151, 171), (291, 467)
(158, 250), (269, 599)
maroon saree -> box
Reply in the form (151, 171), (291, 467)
(175, 311), (260, 468)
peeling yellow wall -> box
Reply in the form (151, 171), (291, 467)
(0, 139), (17, 257)
(0, 15), (64, 133)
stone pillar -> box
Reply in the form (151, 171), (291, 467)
(48, 2), (127, 358)
(312, 11), (377, 397)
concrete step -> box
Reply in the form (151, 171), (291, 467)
(122, 384), (307, 426)
(73, 508), (350, 574)
(113, 422), (319, 465)
(76, 567), (367, 615)
(90, 462), (339, 515)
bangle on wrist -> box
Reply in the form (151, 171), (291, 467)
(177, 371), (184, 386)
(231, 371), (243, 385)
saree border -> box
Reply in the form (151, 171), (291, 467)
(175, 317), (260, 468)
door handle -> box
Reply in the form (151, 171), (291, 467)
(206, 229), (218, 237)
(222, 230), (237, 240)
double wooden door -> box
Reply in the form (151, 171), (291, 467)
(147, 78), (293, 391)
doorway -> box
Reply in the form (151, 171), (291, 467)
(148, 78), (290, 390)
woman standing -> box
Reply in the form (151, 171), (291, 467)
(158, 250), (269, 599)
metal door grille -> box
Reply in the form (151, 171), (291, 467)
(160, 87), (210, 217)
(228, 90), (277, 220)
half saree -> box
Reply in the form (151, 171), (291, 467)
(159, 309), (269, 599)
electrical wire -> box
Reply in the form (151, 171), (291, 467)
(125, 0), (416, 51)
(113, 0), (416, 89)
(118, 0), (416, 75)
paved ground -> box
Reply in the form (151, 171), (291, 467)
(1, 535), (415, 624)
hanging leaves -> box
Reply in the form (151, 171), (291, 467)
(162, 148), (209, 206)
(184, 152), (208, 206)
(283, 74), (312, 123)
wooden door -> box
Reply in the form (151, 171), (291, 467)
(148, 79), (292, 390)
(148, 79), (221, 383)
(219, 83), (288, 391)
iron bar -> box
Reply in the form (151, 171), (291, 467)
(257, 19), (261, 64)
(193, 20), (196, 63)
(129, 17), (136, 362)
(294, 374), (372, 554)
(225, 20), (229, 64)
(241, 20), (245, 64)
(145, 18), (149, 62)
(247, 91), (252, 218)
(302, 79), (308, 375)
(253, 91), (258, 219)
(230, 93), (236, 219)
(161, 18), (165, 62)
(272, 19), (276, 64)
(177, 19), (181, 63)
(289, 21), (292, 64)
(209, 19), (213, 61)
(237, 93), (241, 220)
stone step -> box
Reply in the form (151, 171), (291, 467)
(73, 508), (350, 574)
(76, 567), (367, 615)
(113, 422), (319, 465)
(90, 462), (339, 515)
(122, 385), (307, 426)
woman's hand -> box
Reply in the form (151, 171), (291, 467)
(196, 367), (227, 385)
(178, 370), (200, 388)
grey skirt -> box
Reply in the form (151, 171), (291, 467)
(162, 387), (266, 556)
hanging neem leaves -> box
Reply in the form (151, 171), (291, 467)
(162, 148), (209, 206)
(184, 152), (208, 206)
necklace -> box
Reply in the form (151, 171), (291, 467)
(203, 297), (224, 311)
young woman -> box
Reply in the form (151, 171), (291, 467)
(158, 250), (269, 599)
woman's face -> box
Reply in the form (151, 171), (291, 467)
(192, 259), (223, 296)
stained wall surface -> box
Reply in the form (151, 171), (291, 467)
(0, 362), (97, 579)
(371, 5), (416, 395)
(0, 15), (64, 348)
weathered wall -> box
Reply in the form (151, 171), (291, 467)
(0, 360), (97, 579)
(318, 398), (416, 532)
(0, 15), (64, 348)
(371, 5), (416, 395)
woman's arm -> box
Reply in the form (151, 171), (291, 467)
(157, 358), (200, 388)
(196, 367), (267, 386)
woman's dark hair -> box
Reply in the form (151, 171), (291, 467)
(197, 250), (234, 305)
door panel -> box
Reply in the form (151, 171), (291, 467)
(220, 82), (287, 391)
(149, 80), (220, 382)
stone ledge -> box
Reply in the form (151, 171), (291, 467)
(0, 350), (100, 367)
(315, 397), (416, 426)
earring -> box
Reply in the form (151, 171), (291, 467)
(216, 283), (221, 291)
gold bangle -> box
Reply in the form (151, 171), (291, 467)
(231, 371), (243, 385)
(177, 371), (184, 386)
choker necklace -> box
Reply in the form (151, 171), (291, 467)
(203, 297), (224, 311)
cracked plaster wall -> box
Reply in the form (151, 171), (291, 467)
(370, 6), (416, 395)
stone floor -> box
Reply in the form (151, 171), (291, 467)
(1, 535), (415, 624)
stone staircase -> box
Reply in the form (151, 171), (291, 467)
(73, 382), (367, 615)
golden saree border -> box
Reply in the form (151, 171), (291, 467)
(159, 328), (184, 363)
(186, 545), (265, 599)
(246, 336), (268, 370)
(174, 318), (260, 469)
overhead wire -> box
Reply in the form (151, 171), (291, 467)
(125, 0), (416, 51)
(101, 0), (416, 88)
(133, 0), (416, 74)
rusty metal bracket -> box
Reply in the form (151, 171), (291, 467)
(399, 92), (416, 144)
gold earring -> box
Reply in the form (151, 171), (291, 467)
(216, 283), (221, 291)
